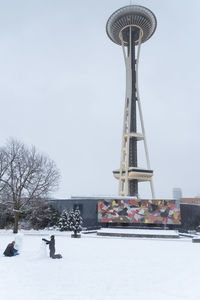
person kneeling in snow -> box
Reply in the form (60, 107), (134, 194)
(3, 241), (19, 257)
(42, 235), (62, 259)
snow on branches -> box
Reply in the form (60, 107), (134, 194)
(58, 209), (83, 237)
(0, 139), (60, 233)
(58, 209), (69, 232)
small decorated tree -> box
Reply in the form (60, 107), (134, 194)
(67, 209), (83, 238)
(58, 209), (69, 231)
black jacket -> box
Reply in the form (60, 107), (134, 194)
(42, 237), (55, 256)
(4, 243), (17, 257)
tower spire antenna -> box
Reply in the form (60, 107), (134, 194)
(106, 5), (157, 198)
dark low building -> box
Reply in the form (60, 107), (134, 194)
(180, 203), (200, 230)
(50, 197), (200, 230)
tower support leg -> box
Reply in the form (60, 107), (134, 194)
(114, 26), (155, 199)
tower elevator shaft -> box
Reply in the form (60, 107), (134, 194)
(128, 29), (138, 196)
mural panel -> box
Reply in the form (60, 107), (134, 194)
(98, 199), (181, 224)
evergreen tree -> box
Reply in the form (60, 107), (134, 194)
(47, 205), (60, 228)
(0, 203), (14, 229)
(25, 201), (60, 230)
(58, 209), (69, 231)
(66, 209), (83, 237)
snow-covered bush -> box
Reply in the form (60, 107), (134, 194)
(58, 210), (69, 231)
(66, 209), (83, 237)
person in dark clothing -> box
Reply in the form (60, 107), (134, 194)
(3, 241), (19, 257)
(42, 235), (55, 258)
(42, 235), (62, 259)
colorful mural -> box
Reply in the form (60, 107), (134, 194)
(98, 199), (181, 225)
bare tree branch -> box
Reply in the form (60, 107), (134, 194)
(0, 138), (60, 233)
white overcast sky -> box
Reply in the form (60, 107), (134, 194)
(0, 0), (199, 199)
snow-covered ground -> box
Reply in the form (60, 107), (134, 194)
(0, 230), (199, 300)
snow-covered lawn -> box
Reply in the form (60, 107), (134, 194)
(0, 230), (199, 300)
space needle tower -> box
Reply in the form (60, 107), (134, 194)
(106, 5), (157, 198)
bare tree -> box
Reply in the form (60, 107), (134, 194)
(0, 139), (60, 233)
